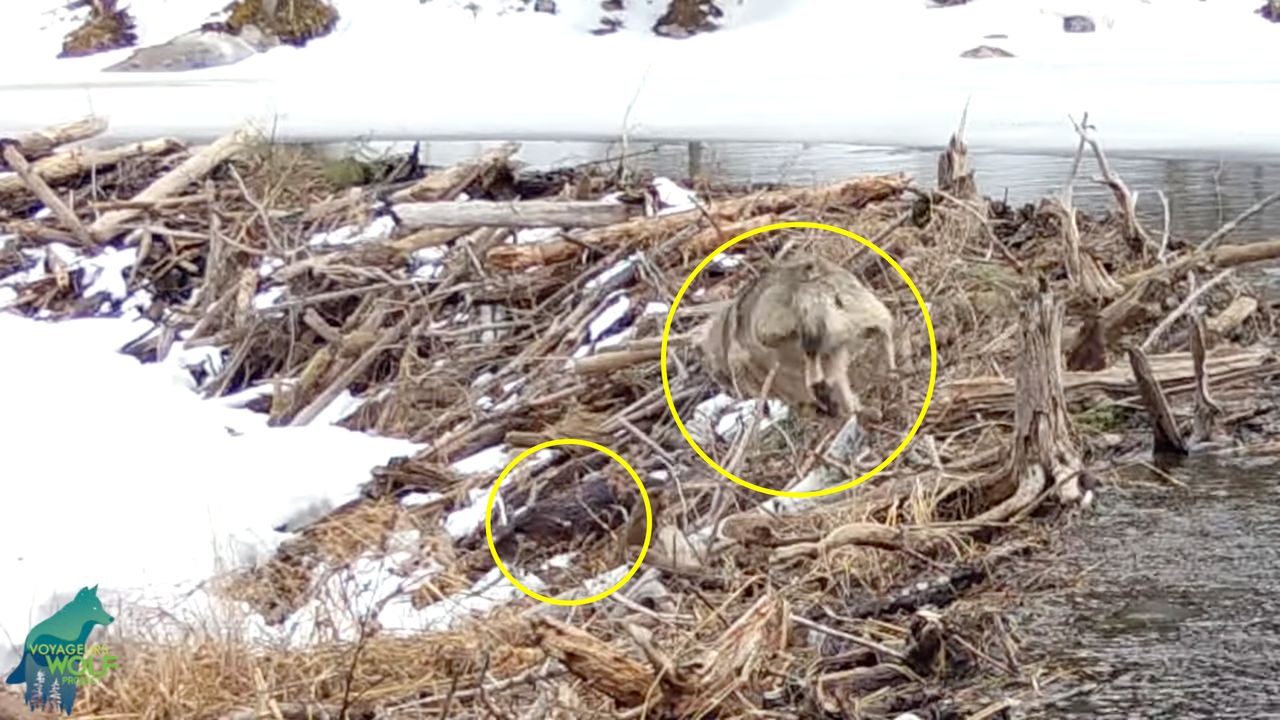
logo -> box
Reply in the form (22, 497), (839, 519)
(4, 585), (118, 715)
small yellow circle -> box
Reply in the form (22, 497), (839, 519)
(660, 220), (938, 499)
(484, 438), (653, 606)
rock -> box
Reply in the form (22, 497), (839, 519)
(1063, 14), (1096, 33)
(984, 33), (1009, 39)
(653, 0), (722, 39)
(960, 45), (1015, 59)
(534, 0), (557, 13)
(102, 30), (259, 72)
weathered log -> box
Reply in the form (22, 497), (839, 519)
(533, 617), (654, 708)
(485, 174), (910, 271)
(1190, 314), (1222, 444)
(1207, 296), (1257, 337)
(0, 143), (93, 245)
(0, 138), (184, 209)
(1007, 281), (1084, 504)
(1128, 346), (1189, 456)
(393, 199), (635, 229)
(936, 348), (1276, 419)
(1120, 238), (1280, 288)
(88, 128), (251, 243)
(0, 116), (107, 166)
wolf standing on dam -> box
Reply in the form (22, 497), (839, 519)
(699, 253), (897, 421)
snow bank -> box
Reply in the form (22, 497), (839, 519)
(0, 0), (1276, 159)
(0, 312), (420, 661)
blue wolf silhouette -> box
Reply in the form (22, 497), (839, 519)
(4, 585), (114, 715)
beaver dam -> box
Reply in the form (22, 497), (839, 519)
(3, 114), (1280, 719)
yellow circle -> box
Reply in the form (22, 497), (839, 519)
(484, 438), (653, 606)
(660, 220), (938, 499)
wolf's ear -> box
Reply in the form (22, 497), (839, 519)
(90, 584), (98, 593)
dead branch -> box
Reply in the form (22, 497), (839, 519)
(1198, 188), (1280, 251)
(393, 199), (636, 229)
(1139, 269), (1233, 352)
(0, 116), (107, 165)
(1190, 313), (1222, 444)
(1128, 346), (1189, 456)
(88, 128), (252, 243)
(0, 142), (93, 245)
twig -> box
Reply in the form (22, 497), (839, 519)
(1198, 188), (1280, 251)
(0, 143), (93, 245)
(1140, 269), (1233, 352)
(1156, 189), (1171, 262)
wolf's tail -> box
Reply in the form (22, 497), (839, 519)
(4, 648), (31, 684)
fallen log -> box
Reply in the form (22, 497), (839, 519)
(88, 128), (251, 243)
(0, 116), (107, 166)
(392, 199), (635, 229)
(1190, 314), (1222, 444)
(0, 142), (93, 245)
(0, 138), (184, 210)
(485, 174), (910, 271)
(935, 348), (1277, 419)
(1128, 346), (1188, 456)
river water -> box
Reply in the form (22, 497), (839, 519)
(1016, 457), (1280, 719)
(417, 139), (1280, 244)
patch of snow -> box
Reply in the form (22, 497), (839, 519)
(514, 227), (561, 245)
(444, 488), (491, 540)
(401, 491), (445, 508)
(253, 285), (285, 310)
(308, 216), (396, 248)
(712, 253), (745, 270)
(652, 177), (698, 215)
(0, 312), (421, 654)
(452, 443), (513, 476)
(588, 292), (631, 342)
(584, 253), (640, 290)
(643, 301), (670, 317)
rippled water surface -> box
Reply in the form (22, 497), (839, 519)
(1017, 458), (1280, 719)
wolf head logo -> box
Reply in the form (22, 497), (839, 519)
(5, 585), (115, 715)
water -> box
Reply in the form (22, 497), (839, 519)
(413, 140), (1280, 245)
(1017, 457), (1280, 719)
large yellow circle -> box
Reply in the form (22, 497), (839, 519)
(660, 220), (938, 499)
(484, 438), (653, 606)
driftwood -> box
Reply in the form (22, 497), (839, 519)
(389, 142), (519, 203)
(0, 138), (184, 209)
(1128, 346), (1189, 455)
(1207, 296), (1257, 337)
(0, 116), (107, 165)
(1007, 282), (1084, 504)
(88, 129), (251, 243)
(1140, 269), (1233, 352)
(1056, 111), (1123, 300)
(1120, 238), (1280, 288)
(1191, 313), (1222, 444)
(485, 174), (909, 271)
(938, 348), (1276, 419)
(937, 102), (978, 202)
(392, 199), (635, 229)
(0, 142), (93, 245)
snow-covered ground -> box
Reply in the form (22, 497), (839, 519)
(0, 0), (1277, 158)
(0, 309), (423, 660)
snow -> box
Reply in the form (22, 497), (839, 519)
(0, 312), (420, 664)
(1, 0), (1278, 159)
